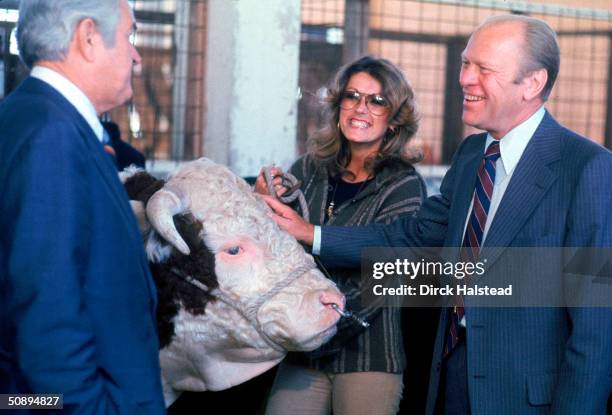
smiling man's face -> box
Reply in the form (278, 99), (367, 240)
(459, 21), (535, 139)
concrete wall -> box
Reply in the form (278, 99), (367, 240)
(204, 0), (301, 176)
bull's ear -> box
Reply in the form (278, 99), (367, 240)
(119, 165), (145, 184)
(121, 168), (166, 205)
(129, 200), (151, 235)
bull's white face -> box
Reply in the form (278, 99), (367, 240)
(138, 158), (344, 403)
(207, 228), (342, 352)
(171, 160), (343, 349)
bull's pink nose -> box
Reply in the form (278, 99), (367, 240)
(319, 288), (344, 309)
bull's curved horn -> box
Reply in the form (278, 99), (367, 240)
(146, 186), (191, 255)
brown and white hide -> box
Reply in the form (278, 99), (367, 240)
(121, 158), (344, 406)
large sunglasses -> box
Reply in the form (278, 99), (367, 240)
(339, 89), (390, 116)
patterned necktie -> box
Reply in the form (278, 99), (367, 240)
(444, 139), (501, 357)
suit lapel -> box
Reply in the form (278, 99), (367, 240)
(83, 123), (159, 311)
(86, 131), (159, 307)
(446, 136), (486, 249)
(480, 112), (561, 267)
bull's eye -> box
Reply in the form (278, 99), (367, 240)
(225, 246), (242, 255)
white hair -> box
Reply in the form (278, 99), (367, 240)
(475, 15), (560, 101)
(17, 0), (121, 69)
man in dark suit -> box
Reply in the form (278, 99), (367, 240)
(265, 15), (612, 414)
(0, 0), (166, 413)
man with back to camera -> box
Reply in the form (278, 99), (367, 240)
(264, 15), (612, 414)
(0, 0), (166, 413)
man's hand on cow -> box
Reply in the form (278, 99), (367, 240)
(254, 166), (287, 198)
(262, 195), (314, 246)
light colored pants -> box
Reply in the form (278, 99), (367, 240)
(265, 361), (403, 415)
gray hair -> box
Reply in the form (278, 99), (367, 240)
(17, 0), (121, 69)
(477, 15), (560, 101)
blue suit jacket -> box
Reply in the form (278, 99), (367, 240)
(0, 78), (166, 414)
(321, 112), (612, 414)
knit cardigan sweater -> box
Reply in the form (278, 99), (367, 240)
(287, 154), (425, 374)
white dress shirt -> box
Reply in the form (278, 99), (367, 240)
(312, 106), (546, 255)
(30, 66), (104, 142)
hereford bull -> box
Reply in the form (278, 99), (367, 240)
(121, 158), (344, 405)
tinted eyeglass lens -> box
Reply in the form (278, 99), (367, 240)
(339, 91), (360, 109)
(339, 90), (389, 115)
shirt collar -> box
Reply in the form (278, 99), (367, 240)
(485, 106), (546, 176)
(30, 66), (104, 142)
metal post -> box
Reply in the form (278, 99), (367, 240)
(171, 0), (190, 161)
(441, 36), (467, 164)
(343, 0), (369, 64)
(605, 33), (612, 150)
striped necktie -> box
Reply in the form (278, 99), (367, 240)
(444, 139), (501, 356)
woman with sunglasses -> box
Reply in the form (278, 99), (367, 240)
(256, 56), (425, 415)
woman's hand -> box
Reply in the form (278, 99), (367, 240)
(261, 195), (314, 246)
(254, 166), (288, 198)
